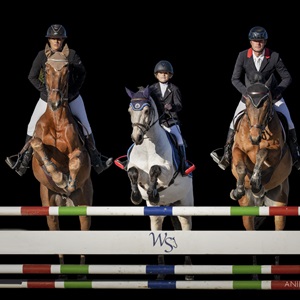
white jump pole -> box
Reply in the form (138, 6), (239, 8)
(0, 230), (299, 255)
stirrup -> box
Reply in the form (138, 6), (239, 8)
(114, 155), (128, 171)
(5, 153), (22, 169)
(210, 148), (223, 164)
(103, 157), (113, 167)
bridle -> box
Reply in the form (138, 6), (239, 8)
(130, 97), (163, 137)
(245, 89), (274, 134)
(45, 56), (69, 108)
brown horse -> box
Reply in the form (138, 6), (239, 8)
(230, 79), (292, 278)
(30, 44), (93, 267)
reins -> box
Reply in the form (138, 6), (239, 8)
(246, 95), (274, 135)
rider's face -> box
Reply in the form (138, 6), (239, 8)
(48, 38), (64, 52)
(250, 39), (266, 55)
(155, 71), (173, 83)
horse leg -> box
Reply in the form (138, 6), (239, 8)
(252, 255), (259, 280)
(273, 215), (286, 280)
(149, 215), (166, 280)
(67, 149), (82, 192)
(250, 148), (268, 197)
(230, 162), (246, 200)
(31, 138), (69, 189)
(76, 215), (92, 280)
(127, 167), (142, 205)
(147, 165), (161, 205)
(274, 255), (280, 280)
(171, 215), (194, 280)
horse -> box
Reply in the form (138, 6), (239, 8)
(230, 78), (292, 279)
(119, 86), (195, 280)
(30, 44), (93, 271)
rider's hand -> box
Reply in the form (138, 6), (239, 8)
(164, 103), (172, 111)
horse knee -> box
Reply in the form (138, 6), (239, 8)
(128, 167), (139, 184)
(149, 165), (161, 179)
(69, 155), (80, 172)
(31, 137), (43, 152)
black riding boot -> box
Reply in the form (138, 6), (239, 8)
(178, 145), (187, 176)
(210, 128), (235, 170)
(5, 135), (33, 176)
(85, 133), (113, 174)
(288, 129), (300, 170)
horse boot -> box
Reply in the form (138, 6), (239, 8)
(178, 144), (187, 176)
(288, 129), (300, 170)
(85, 133), (113, 174)
(5, 135), (33, 176)
(211, 128), (235, 171)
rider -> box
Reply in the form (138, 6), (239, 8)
(149, 60), (187, 175)
(5, 24), (113, 176)
(210, 26), (300, 171)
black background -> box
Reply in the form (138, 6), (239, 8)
(1, 4), (299, 297)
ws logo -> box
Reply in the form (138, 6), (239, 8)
(149, 232), (178, 253)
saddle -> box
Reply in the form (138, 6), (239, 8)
(115, 131), (195, 177)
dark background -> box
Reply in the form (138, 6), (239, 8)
(1, 4), (299, 297)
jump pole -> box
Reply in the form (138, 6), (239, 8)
(0, 279), (299, 290)
(0, 264), (299, 275)
(0, 206), (299, 216)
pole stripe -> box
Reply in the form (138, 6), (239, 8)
(0, 264), (299, 275)
(1, 206), (299, 216)
(0, 279), (299, 290)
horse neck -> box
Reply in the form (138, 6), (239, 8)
(46, 101), (73, 125)
(146, 121), (168, 144)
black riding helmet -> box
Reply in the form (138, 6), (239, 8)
(248, 26), (268, 40)
(46, 24), (67, 39)
(154, 60), (174, 74)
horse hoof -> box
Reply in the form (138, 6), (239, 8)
(131, 192), (142, 205)
(253, 186), (265, 199)
(230, 189), (238, 201)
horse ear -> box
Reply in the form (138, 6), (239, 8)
(62, 43), (70, 58)
(45, 44), (52, 58)
(143, 85), (150, 98)
(125, 87), (134, 98)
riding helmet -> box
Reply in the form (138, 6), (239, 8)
(154, 60), (174, 74)
(46, 24), (67, 39)
(248, 26), (268, 40)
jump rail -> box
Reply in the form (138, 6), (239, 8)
(1, 264), (299, 274)
(0, 279), (299, 290)
(1, 206), (299, 290)
(0, 206), (299, 216)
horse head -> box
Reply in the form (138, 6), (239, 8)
(126, 86), (157, 145)
(244, 81), (273, 145)
(45, 44), (69, 111)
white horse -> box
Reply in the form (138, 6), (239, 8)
(124, 86), (195, 280)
